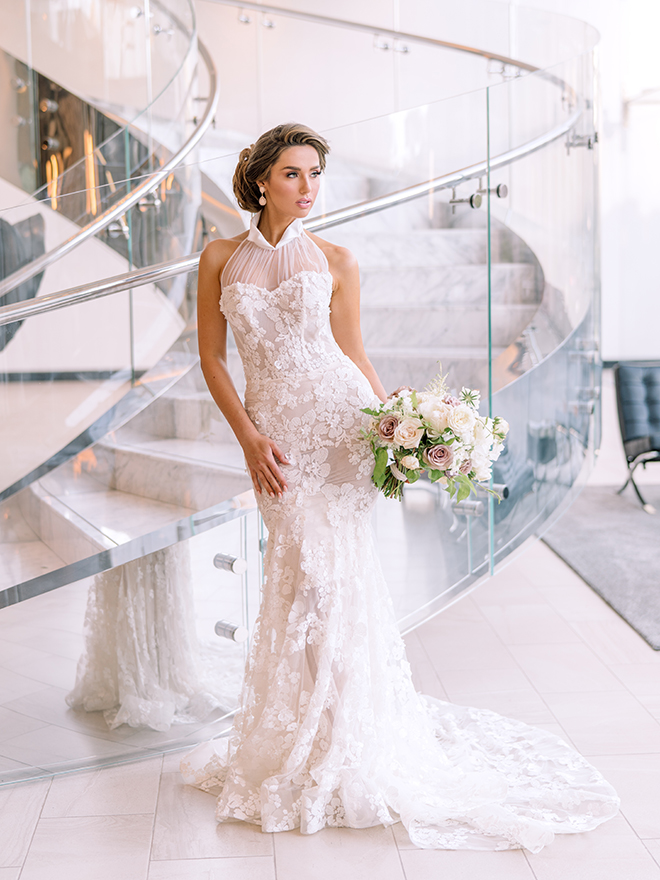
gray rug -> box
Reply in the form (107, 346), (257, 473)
(543, 484), (660, 650)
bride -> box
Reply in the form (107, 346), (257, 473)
(181, 122), (618, 851)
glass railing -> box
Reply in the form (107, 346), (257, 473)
(1, 1), (197, 194)
(0, 0), (209, 312)
(0, 0), (600, 783)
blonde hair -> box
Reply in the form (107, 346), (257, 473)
(233, 122), (330, 213)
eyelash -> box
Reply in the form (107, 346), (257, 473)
(286, 171), (322, 178)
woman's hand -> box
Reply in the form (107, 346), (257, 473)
(242, 432), (290, 498)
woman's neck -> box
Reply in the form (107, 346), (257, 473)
(256, 210), (297, 247)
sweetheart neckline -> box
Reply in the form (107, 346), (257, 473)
(222, 269), (333, 297)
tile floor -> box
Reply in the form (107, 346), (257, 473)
(1, 536), (659, 879)
(1, 371), (660, 878)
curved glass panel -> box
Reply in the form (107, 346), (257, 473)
(484, 49), (600, 576)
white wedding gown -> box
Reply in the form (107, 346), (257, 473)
(181, 214), (619, 851)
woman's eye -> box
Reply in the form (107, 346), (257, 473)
(287, 172), (298, 178)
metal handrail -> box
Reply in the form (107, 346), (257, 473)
(206, 0), (538, 72)
(0, 109), (580, 328)
(0, 38), (219, 299)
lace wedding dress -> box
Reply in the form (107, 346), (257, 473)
(181, 214), (619, 851)
(67, 544), (242, 731)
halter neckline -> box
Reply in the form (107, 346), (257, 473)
(248, 212), (305, 251)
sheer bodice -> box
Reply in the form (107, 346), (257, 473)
(181, 213), (619, 851)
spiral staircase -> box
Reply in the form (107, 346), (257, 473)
(0, 0), (601, 783)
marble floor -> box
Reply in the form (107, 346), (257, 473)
(1, 370), (660, 878)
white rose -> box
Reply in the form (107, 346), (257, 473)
(447, 404), (476, 440)
(418, 400), (452, 438)
(400, 454), (420, 470)
(393, 417), (424, 449)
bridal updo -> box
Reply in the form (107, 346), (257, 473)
(233, 122), (330, 213)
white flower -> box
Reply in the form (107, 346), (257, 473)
(400, 454), (420, 470)
(393, 417), (424, 449)
(471, 450), (492, 482)
(494, 417), (510, 436)
(399, 393), (415, 416)
(447, 404), (477, 440)
(417, 399), (452, 438)
(460, 386), (481, 408)
(473, 417), (491, 446)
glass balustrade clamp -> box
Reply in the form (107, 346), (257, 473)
(215, 620), (249, 642)
(449, 187), (482, 214)
(566, 131), (598, 153)
(477, 178), (508, 199)
(214, 553), (248, 575)
(452, 500), (485, 517)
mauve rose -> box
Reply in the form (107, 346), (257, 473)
(377, 413), (400, 443)
(423, 444), (454, 470)
(444, 395), (461, 407)
(459, 458), (472, 475)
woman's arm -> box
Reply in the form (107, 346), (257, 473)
(324, 244), (388, 403)
(197, 241), (290, 497)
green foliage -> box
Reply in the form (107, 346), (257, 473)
(372, 446), (389, 488)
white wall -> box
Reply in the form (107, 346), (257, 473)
(509, 0), (660, 361)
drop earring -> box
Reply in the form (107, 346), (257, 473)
(258, 187), (267, 207)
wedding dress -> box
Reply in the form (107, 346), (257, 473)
(67, 544), (242, 731)
(181, 213), (619, 851)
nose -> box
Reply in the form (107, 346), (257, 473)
(299, 175), (312, 193)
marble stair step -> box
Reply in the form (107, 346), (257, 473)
(126, 387), (236, 443)
(3, 425), (251, 589)
(92, 431), (251, 511)
(127, 361), (241, 442)
(362, 303), (539, 349)
(22, 479), (193, 566)
(368, 346), (505, 394)
(326, 229), (488, 267)
(359, 263), (541, 306)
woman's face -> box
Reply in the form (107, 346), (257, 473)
(259, 145), (322, 218)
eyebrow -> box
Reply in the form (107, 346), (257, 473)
(281, 165), (321, 171)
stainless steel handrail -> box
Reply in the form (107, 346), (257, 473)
(207, 0), (539, 72)
(0, 110), (580, 329)
(0, 38), (219, 299)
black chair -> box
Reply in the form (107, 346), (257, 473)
(614, 362), (660, 514)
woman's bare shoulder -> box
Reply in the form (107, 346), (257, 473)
(200, 231), (249, 276)
(306, 232), (357, 277)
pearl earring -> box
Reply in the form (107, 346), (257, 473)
(258, 187), (267, 207)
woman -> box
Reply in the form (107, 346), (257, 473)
(182, 122), (618, 850)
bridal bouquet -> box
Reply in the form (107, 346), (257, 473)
(361, 372), (509, 502)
